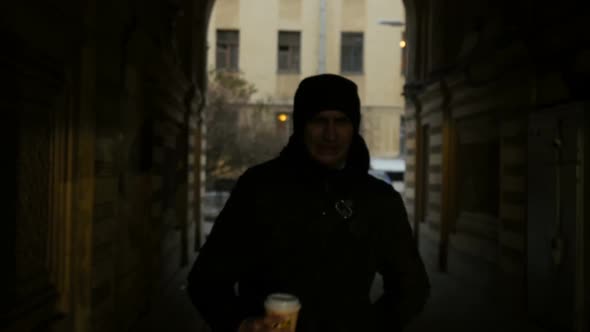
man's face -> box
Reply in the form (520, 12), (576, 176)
(303, 110), (354, 169)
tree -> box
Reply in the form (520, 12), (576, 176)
(205, 71), (286, 190)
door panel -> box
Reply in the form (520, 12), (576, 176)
(527, 107), (582, 332)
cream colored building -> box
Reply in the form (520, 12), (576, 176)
(207, 0), (406, 158)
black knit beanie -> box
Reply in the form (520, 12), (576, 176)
(292, 74), (361, 134)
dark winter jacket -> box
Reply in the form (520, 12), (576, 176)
(187, 134), (430, 332)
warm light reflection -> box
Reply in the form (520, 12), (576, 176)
(400, 40), (407, 48)
(277, 113), (289, 122)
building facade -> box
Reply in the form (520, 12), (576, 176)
(207, 0), (407, 158)
(402, 1), (589, 331)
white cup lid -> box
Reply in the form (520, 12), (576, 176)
(264, 293), (301, 312)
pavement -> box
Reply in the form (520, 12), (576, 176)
(130, 262), (210, 332)
(130, 253), (548, 332)
(401, 264), (546, 332)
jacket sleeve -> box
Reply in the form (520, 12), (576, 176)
(373, 189), (430, 331)
(187, 172), (255, 332)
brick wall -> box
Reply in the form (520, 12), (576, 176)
(2, 2), (82, 330)
(403, 0), (589, 322)
(4, 0), (208, 331)
(89, 0), (199, 331)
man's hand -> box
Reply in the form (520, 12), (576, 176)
(238, 317), (291, 332)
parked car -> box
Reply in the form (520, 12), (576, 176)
(368, 169), (393, 184)
(201, 190), (231, 244)
(369, 157), (406, 193)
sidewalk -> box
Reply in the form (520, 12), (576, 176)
(402, 264), (546, 332)
(131, 260), (547, 332)
(130, 264), (210, 332)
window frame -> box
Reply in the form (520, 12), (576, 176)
(340, 32), (364, 74)
(277, 31), (301, 73)
(216, 29), (240, 72)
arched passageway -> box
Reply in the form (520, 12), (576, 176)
(2, 0), (588, 331)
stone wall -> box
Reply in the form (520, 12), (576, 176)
(2, 2), (84, 330)
(2, 0), (211, 331)
(402, 0), (589, 327)
(88, 0), (205, 331)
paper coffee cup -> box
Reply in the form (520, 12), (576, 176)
(264, 293), (301, 332)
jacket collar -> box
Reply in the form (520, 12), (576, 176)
(278, 133), (370, 188)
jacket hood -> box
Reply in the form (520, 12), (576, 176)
(293, 74), (361, 134)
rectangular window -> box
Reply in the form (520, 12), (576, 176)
(278, 31), (301, 73)
(216, 30), (239, 71)
(341, 32), (363, 73)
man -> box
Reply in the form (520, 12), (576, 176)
(188, 74), (430, 332)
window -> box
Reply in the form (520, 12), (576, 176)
(341, 32), (363, 73)
(216, 30), (239, 71)
(278, 31), (301, 73)
(456, 118), (500, 218)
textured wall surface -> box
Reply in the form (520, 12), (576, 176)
(402, 0), (589, 329)
(3, 1), (208, 331)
